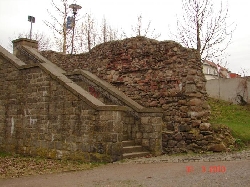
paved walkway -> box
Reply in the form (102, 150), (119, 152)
(0, 150), (249, 187)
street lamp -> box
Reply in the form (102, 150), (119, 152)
(69, 3), (82, 54)
(28, 16), (35, 39)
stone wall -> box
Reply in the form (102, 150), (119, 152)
(66, 70), (163, 155)
(0, 41), (164, 162)
(41, 36), (227, 153)
(0, 46), (127, 162)
(0, 36), (235, 161)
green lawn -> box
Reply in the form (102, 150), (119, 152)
(208, 98), (250, 145)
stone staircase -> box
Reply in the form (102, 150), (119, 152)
(122, 134), (150, 159)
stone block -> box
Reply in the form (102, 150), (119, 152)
(153, 124), (162, 132)
(111, 142), (123, 155)
(142, 133), (149, 139)
(111, 133), (118, 143)
(143, 124), (153, 133)
(55, 142), (62, 150)
(180, 106), (188, 112)
(208, 143), (227, 152)
(94, 125), (105, 132)
(192, 120), (201, 127)
(141, 117), (150, 124)
(142, 139), (149, 147)
(185, 84), (197, 93)
(151, 117), (162, 124)
(136, 132), (142, 139)
(39, 140), (48, 148)
(166, 123), (174, 131)
(99, 112), (113, 121)
(174, 133), (183, 141)
(189, 98), (202, 106)
(168, 140), (177, 148)
(185, 133), (194, 140)
(199, 123), (211, 131)
(200, 131), (213, 135)
(179, 125), (191, 132)
(177, 140), (186, 148)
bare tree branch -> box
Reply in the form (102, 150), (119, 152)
(43, 0), (73, 54)
(173, 0), (236, 63)
(131, 14), (161, 39)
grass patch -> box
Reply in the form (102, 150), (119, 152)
(208, 98), (250, 145)
(0, 151), (12, 158)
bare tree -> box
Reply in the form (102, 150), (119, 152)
(107, 26), (123, 41)
(175, 0), (235, 62)
(100, 17), (108, 43)
(44, 0), (72, 54)
(44, 1), (124, 54)
(74, 13), (97, 53)
(33, 32), (53, 51)
(99, 17), (124, 44)
(131, 15), (161, 39)
(74, 15), (125, 53)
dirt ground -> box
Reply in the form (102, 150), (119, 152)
(0, 158), (249, 187)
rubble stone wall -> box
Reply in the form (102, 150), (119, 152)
(41, 36), (231, 153)
(42, 37), (210, 124)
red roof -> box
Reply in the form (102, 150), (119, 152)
(229, 73), (241, 78)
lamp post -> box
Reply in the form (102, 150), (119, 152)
(69, 3), (82, 54)
(28, 16), (35, 39)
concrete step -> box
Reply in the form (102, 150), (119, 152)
(122, 140), (150, 159)
(123, 151), (150, 159)
(123, 145), (144, 154)
(122, 140), (135, 147)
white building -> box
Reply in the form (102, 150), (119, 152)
(202, 60), (219, 80)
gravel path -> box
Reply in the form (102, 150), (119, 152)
(122, 149), (250, 164)
(0, 150), (249, 187)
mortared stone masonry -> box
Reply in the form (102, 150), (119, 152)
(0, 37), (234, 162)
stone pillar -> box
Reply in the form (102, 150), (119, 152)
(12, 38), (38, 55)
(96, 110), (124, 162)
(139, 112), (163, 156)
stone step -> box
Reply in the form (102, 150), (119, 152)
(122, 140), (135, 147)
(123, 134), (128, 141)
(123, 151), (150, 159)
(123, 145), (144, 154)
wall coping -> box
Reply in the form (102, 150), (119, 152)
(12, 38), (38, 46)
(0, 45), (26, 68)
(0, 44), (127, 112)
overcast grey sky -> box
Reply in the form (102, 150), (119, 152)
(0, 0), (249, 75)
